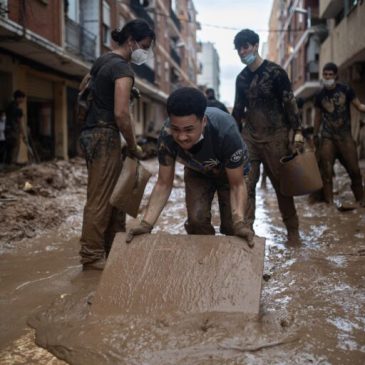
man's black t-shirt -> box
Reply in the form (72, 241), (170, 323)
(232, 60), (300, 142)
(314, 82), (356, 139)
(158, 107), (249, 177)
(85, 52), (134, 129)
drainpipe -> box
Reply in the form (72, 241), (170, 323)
(19, 0), (27, 38)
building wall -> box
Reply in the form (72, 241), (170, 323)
(197, 42), (220, 98)
(8, 0), (62, 45)
(320, 4), (365, 70)
(267, 0), (281, 63)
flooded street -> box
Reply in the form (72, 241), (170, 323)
(0, 158), (364, 364)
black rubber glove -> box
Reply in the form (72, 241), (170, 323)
(233, 221), (255, 248)
(126, 220), (153, 243)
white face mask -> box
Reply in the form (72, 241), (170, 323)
(323, 79), (335, 88)
(241, 52), (257, 66)
(131, 43), (149, 65)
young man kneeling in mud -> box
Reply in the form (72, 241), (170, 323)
(126, 87), (254, 247)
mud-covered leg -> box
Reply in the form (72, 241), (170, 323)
(184, 168), (216, 235)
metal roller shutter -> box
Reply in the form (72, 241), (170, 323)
(26, 75), (54, 100)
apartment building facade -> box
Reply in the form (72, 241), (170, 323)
(197, 42), (221, 99)
(0, 0), (200, 163)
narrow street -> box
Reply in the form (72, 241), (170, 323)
(0, 158), (364, 364)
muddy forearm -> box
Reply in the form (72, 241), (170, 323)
(283, 91), (301, 131)
(313, 110), (321, 136)
(115, 112), (137, 149)
(143, 182), (172, 227)
(230, 181), (247, 225)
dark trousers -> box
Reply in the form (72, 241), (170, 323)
(320, 135), (364, 203)
(245, 131), (299, 233)
(4, 137), (17, 164)
(79, 128), (126, 264)
(184, 168), (234, 235)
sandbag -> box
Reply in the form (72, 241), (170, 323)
(110, 157), (152, 217)
(280, 149), (323, 196)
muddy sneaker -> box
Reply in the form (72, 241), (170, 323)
(82, 258), (106, 271)
(286, 230), (301, 246)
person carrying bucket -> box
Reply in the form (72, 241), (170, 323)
(232, 29), (303, 246)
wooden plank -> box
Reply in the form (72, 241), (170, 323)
(92, 233), (265, 316)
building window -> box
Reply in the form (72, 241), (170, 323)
(0, 0), (9, 18)
(345, 0), (358, 15)
(66, 0), (79, 22)
(103, 1), (111, 47)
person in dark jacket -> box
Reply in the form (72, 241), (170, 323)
(205, 88), (229, 113)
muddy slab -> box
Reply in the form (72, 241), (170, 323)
(92, 233), (265, 316)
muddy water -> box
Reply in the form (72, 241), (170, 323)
(1, 160), (365, 364)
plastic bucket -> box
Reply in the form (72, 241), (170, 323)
(280, 149), (323, 196)
(110, 157), (152, 217)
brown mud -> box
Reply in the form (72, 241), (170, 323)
(0, 159), (364, 364)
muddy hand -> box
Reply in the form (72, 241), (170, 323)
(126, 220), (153, 243)
(127, 145), (145, 160)
(293, 131), (304, 152)
(233, 221), (255, 248)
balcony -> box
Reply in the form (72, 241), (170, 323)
(130, 0), (154, 28)
(132, 63), (155, 84)
(306, 60), (319, 81)
(170, 8), (181, 31)
(294, 61), (321, 99)
(65, 17), (96, 62)
(170, 47), (181, 65)
(320, 0), (343, 19)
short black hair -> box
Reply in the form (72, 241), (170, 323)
(205, 88), (216, 100)
(234, 29), (259, 50)
(111, 18), (155, 45)
(323, 62), (338, 75)
(167, 87), (207, 119)
(13, 90), (25, 99)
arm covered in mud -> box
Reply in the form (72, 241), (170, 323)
(352, 97), (365, 113)
(114, 77), (143, 159)
(231, 77), (246, 132)
(279, 73), (304, 149)
(126, 163), (175, 243)
(225, 166), (254, 248)
(312, 107), (322, 150)
(273, 68), (302, 134)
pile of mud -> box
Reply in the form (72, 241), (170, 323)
(0, 158), (87, 246)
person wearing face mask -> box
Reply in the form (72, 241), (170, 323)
(232, 29), (303, 246)
(314, 62), (365, 206)
(78, 19), (155, 270)
(126, 87), (254, 247)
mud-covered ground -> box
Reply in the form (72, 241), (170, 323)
(0, 158), (364, 364)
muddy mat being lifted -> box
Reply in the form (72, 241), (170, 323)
(92, 233), (265, 316)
